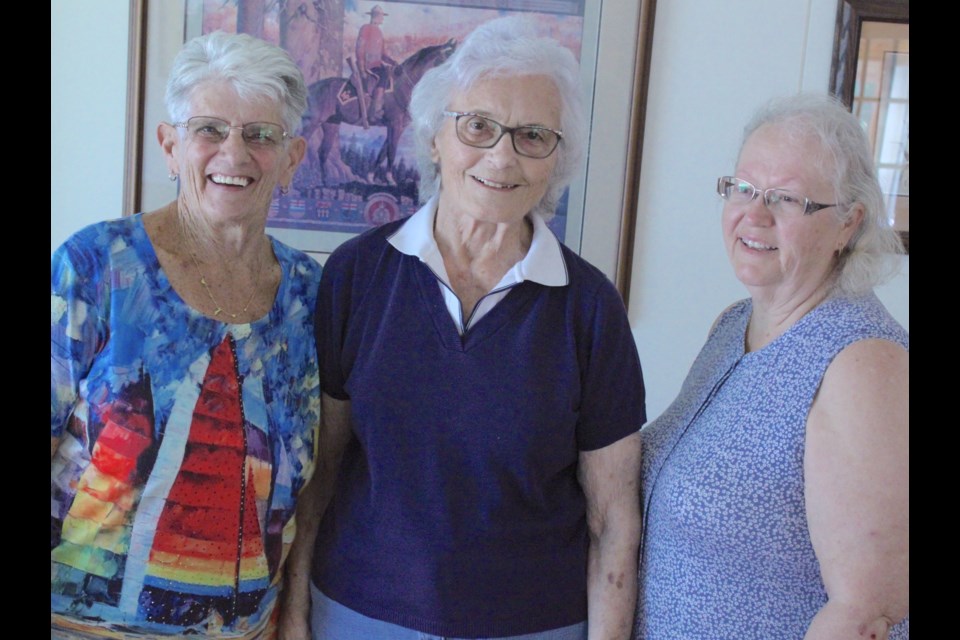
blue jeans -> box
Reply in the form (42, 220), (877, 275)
(310, 582), (588, 640)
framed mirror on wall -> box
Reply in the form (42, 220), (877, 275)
(830, 0), (909, 252)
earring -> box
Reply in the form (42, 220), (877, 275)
(168, 172), (178, 182)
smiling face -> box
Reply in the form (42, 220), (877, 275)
(159, 81), (305, 229)
(433, 74), (560, 228)
(722, 123), (863, 304)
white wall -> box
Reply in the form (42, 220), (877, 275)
(51, 0), (130, 254)
(628, 0), (909, 417)
(50, 0), (909, 419)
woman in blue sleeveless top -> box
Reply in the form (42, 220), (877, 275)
(634, 94), (908, 639)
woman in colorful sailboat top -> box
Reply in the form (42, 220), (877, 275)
(51, 31), (320, 639)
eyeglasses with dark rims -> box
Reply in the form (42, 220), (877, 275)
(174, 116), (289, 149)
(442, 111), (562, 159)
(716, 176), (840, 217)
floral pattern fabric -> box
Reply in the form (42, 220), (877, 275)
(51, 214), (322, 638)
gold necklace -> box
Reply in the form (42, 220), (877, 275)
(186, 237), (266, 320)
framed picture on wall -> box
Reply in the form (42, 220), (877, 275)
(125, 0), (656, 301)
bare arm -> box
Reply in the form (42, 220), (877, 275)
(804, 339), (908, 639)
(578, 430), (642, 640)
(278, 393), (353, 640)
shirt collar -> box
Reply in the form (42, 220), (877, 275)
(388, 195), (568, 287)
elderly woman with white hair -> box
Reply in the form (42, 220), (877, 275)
(51, 31), (319, 639)
(279, 15), (646, 640)
(634, 93), (908, 639)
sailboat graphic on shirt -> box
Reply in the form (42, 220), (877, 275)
(52, 335), (276, 632)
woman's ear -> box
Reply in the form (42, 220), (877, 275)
(280, 136), (308, 186)
(840, 202), (866, 250)
(158, 123), (180, 175)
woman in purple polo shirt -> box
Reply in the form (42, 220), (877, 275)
(279, 15), (646, 640)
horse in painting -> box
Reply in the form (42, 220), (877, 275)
(300, 39), (456, 186)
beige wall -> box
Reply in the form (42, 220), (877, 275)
(51, 0), (130, 254)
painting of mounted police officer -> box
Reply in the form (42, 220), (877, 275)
(191, 0), (587, 251)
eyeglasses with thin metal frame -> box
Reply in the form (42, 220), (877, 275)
(716, 176), (840, 217)
(442, 111), (563, 159)
(173, 116), (289, 149)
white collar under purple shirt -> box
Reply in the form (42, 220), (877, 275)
(388, 196), (569, 335)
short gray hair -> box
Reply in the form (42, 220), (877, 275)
(739, 93), (904, 295)
(165, 31), (308, 135)
(408, 15), (586, 221)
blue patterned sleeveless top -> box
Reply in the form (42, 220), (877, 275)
(635, 292), (908, 639)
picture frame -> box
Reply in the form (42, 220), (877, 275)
(829, 0), (909, 253)
(124, 0), (656, 301)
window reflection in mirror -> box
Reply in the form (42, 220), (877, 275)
(853, 21), (909, 238)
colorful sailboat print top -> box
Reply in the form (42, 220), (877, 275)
(51, 214), (322, 638)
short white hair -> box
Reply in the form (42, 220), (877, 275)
(165, 31), (308, 134)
